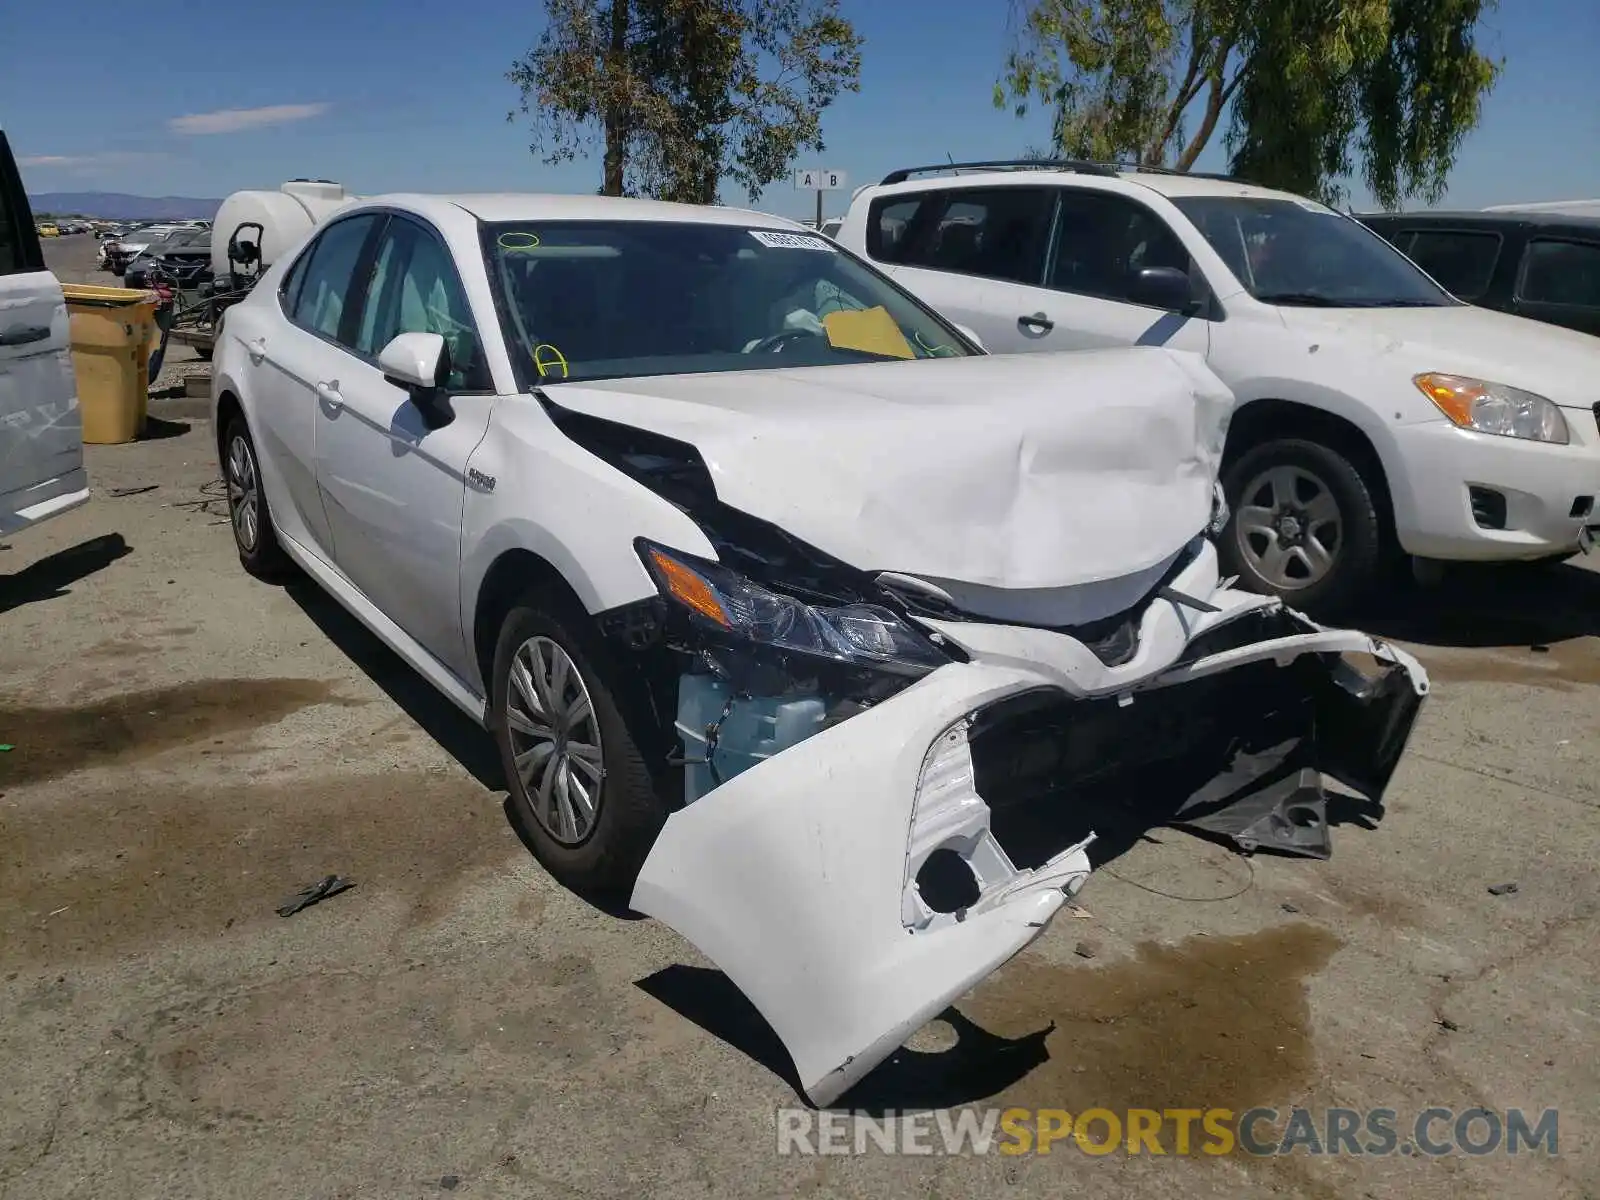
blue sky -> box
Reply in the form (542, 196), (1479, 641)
(5, 0), (1597, 218)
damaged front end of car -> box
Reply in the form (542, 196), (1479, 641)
(554, 403), (1429, 1109)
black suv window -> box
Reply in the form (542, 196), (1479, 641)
(878, 187), (1054, 285)
(289, 214), (380, 345)
(354, 217), (488, 390)
(866, 197), (923, 263)
(1518, 239), (1600, 308)
(1049, 191), (1192, 305)
(1403, 230), (1501, 300)
(0, 133), (44, 277)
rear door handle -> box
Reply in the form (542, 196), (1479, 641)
(246, 336), (267, 364)
(1018, 312), (1054, 332)
(0, 325), (49, 347)
(315, 381), (343, 413)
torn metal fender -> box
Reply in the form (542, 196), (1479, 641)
(629, 661), (1092, 1108)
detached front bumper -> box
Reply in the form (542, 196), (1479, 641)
(631, 565), (1429, 1107)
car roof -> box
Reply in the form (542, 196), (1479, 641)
(864, 165), (1316, 206)
(355, 192), (802, 230)
(1360, 208), (1600, 231)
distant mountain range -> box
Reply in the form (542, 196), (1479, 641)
(28, 192), (223, 220)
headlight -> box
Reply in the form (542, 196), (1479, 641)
(637, 540), (950, 677)
(1414, 373), (1570, 444)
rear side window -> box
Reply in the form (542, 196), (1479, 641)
(0, 133), (44, 276)
(866, 197), (923, 262)
(874, 187), (1055, 285)
(289, 214), (380, 345)
(1404, 230), (1501, 300)
(1518, 239), (1600, 308)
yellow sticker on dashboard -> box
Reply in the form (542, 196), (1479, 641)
(498, 231), (542, 251)
(822, 306), (915, 359)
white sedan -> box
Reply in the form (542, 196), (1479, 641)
(211, 192), (1428, 1105)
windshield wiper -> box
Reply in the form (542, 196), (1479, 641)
(1252, 291), (1344, 307)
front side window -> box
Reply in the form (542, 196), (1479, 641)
(1174, 196), (1453, 308)
(1404, 230), (1502, 300)
(482, 220), (980, 387)
(290, 214), (379, 343)
(1049, 191), (1192, 304)
(1517, 239), (1600, 308)
(356, 218), (487, 390)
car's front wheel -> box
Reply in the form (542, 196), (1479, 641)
(1219, 437), (1384, 615)
(491, 593), (668, 897)
(222, 416), (296, 581)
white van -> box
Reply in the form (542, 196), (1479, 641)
(0, 128), (86, 535)
(838, 161), (1600, 610)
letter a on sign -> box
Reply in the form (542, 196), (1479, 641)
(795, 169), (821, 190)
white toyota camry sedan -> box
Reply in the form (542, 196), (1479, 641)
(211, 193), (1428, 1105)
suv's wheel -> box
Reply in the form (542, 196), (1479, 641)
(491, 593), (667, 896)
(222, 417), (296, 580)
(1220, 437), (1383, 615)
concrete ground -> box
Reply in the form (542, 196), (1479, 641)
(2, 239), (1597, 1199)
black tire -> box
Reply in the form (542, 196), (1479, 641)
(1219, 437), (1384, 616)
(490, 592), (667, 896)
(221, 416), (297, 581)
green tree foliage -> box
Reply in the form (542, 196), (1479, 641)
(996, 0), (1501, 207)
(508, 0), (862, 203)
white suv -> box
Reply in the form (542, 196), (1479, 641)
(838, 160), (1600, 611)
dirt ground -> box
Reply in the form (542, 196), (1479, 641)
(2, 239), (1598, 1199)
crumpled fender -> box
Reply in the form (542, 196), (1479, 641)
(630, 661), (1094, 1107)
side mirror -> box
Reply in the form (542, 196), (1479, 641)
(1128, 266), (1198, 314)
(379, 331), (454, 427)
(954, 323), (986, 352)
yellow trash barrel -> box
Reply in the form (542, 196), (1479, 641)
(60, 284), (158, 444)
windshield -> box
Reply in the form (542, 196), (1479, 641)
(482, 220), (979, 385)
(1173, 196), (1454, 308)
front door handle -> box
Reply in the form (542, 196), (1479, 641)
(1018, 312), (1054, 333)
(246, 336), (267, 364)
(0, 325), (49, 347)
(315, 381), (343, 413)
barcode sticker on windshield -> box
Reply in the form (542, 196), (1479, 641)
(749, 230), (835, 251)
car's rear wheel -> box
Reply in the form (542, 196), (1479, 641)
(491, 593), (667, 897)
(222, 417), (296, 581)
(1220, 437), (1383, 615)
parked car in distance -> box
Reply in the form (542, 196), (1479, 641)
(212, 190), (1427, 1107)
(1360, 209), (1600, 338)
(0, 127), (89, 534)
(102, 223), (184, 276)
(838, 160), (1600, 611)
(124, 227), (212, 289)
(35, 222), (59, 238)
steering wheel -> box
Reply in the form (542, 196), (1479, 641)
(742, 327), (824, 355)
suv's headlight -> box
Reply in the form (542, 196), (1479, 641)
(638, 540), (950, 677)
(1414, 373), (1570, 444)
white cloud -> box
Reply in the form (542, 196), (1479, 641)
(18, 151), (164, 171)
(167, 103), (330, 135)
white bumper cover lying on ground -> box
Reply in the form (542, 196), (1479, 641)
(630, 543), (1430, 1106)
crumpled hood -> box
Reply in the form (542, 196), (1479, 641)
(546, 348), (1235, 590)
(1279, 304), (1600, 410)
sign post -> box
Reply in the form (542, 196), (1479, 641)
(794, 167), (848, 230)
